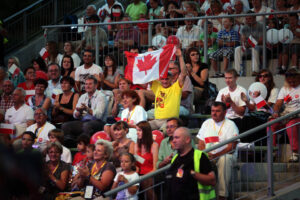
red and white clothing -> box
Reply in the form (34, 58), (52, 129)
(97, 1), (124, 23)
(17, 82), (35, 102)
(251, 6), (273, 22)
(121, 105), (147, 125)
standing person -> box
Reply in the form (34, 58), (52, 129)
(135, 121), (158, 200)
(97, 0), (124, 23)
(112, 153), (139, 200)
(17, 67), (36, 102)
(43, 141), (71, 200)
(216, 69), (247, 131)
(45, 63), (62, 105)
(60, 55), (75, 80)
(166, 127), (216, 200)
(197, 102), (239, 200)
(75, 49), (103, 94)
(268, 69), (300, 162)
(125, 0), (147, 21)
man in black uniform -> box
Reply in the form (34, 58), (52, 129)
(166, 127), (216, 200)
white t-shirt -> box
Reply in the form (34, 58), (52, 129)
(251, 6), (273, 22)
(26, 122), (56, 151)
(5, 104), (34, 124)
(75, 64), (103, 92)
(250, 87), (279, 112)
(46, 145), (72, 164)
(114, 171), (139, 200)
(216, 85), (247, 119)
(277, 85), (300, 114)
(197, 118), (239, 155)
(121, 105), (147, 125)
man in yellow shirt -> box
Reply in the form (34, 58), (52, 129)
(149, 48), (187, 130)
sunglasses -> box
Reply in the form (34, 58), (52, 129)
(258, 74), (269, 78)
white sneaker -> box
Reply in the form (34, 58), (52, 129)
(289, 153), (299, 162)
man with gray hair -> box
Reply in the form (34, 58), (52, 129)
(0, 80), (14, 120)
(166, 127), (216, 200)
(26, 108), (56, 151)
(85, 4), (97, 22)
(5, 87), (35, 147)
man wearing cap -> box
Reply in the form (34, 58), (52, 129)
(176, 14), (201, 49)
(149, 48), (187, 130)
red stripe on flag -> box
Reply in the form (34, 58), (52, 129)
(0, 128), (15, 134)
(256, 100), (267, 109)
(159, 44), (175, 78)
(124, 52), (138, 83)
(205, 136), (219, 143)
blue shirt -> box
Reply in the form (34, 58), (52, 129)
(217, 28), (240, 47)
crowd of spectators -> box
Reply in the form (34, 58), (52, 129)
(0, 0), (299, 199)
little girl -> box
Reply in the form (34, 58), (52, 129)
(112, 153), (139, 200)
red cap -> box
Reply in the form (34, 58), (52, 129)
(166, 35), (180, 45)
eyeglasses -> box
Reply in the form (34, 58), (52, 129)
(190, 53), (199, 56)
(258, 74), (269, 78)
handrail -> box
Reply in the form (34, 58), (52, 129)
(42, 10), (300, 29)
(3, 0), (44, 22)
(104, 109), (300, 197)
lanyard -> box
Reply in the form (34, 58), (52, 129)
(52, 163), (60, 175)
(213, 120), (225, 136)
(127, 106), (136, 123)
(91, 161), (107, 176)
(34, 124), (46, 143)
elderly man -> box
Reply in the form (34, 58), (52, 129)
(197, 101), (239, 200)
(234, 11), (263, 75)
(176, 14), (201, 50)
(62, 75), (107, 139)
(0, 80), (14, 121)
(45, 63), (62, 104)
(85, 4), (97, 22)
(26, 108), (56, 151)
(75, 49), (103, 94)
(5, 88), (35, 147)
(166, 127), (216, 200)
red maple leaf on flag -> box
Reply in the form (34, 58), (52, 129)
(136, 54), (157, 75)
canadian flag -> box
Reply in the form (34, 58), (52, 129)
(39, 47), (49, 60)
(253, 96), (267, 109)
(125, 44), (176, 84)
(248, 35), (258, 48)
(0, 123), (15, 134)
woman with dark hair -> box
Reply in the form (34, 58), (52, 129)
(61, 55), (75, 80)
(45, 41), (62, 65)
(100, 54), (120, 90)
(32, 56), (48, 80)
(52, 76), (79, 124)
(43, 141), (70, 200)
(135, 121), (158, 200)
(28, 78), (51, 112)
(164, 1), (184, 34)
(185, 47), (209, 113)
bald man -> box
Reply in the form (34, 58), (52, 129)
(166, 127), (216, 200)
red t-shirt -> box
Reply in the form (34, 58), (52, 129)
(72, 152), (87, 166)
(17, 82), (35, 102)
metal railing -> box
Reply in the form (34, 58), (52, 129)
(42, 10), (300, 76)
(104, 109), (300, 199)
(3, 0), (95, 52)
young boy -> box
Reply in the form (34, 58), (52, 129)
(210, 17), (240, 77)
(199, 21), (218, 63)
(72, 134), (90, 166)
(47, 129), (72, 164)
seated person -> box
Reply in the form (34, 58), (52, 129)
(18, 131), (37, 153)
(97, 0), (124, 23)
(125, 0), (147, 21)
(210, 17), (239, 77)
(100, 55), (120, 91)
(28, 78), (51, 114)
(72, 134), (90, 166)
(268, 69), (300, 162)
(197, 102), (239, 200)
(5, 88), (34, 147)
(31, 57), (48, 81)
(17, 67), (36, 102)
(0, 80), (14, 122)
(7, 56), (25, 88)
(43, 141), (71, 199)
(46, 129), (72, 164)
(62, 76), (107, 139)
(52, 77), (79, 125)
(26, 108), (56, 151)
(60, 55), (76, 80)
(44, 41), (63, 65)
(45, 63), (62, 105)
(250, 0), (273, 22)
(176, 14), (201, 50)
(149, 0), (162, 20)
(198, 21), (217, 63)
(60, 41), (81, 68)
(163, 1), (184, 35)
(216, 69), (247, 132)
